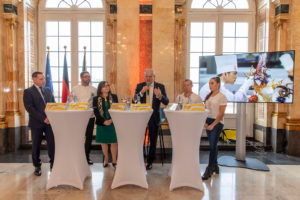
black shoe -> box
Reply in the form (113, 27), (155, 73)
(34, 167), (42, 176)
(202, 167), (212, 180)
(87, 159), (93, 165)
(212, 165), (219, 174)
(112, 163), (117, 168)
(50, 163), (53, 172)
(103, 163), (108, 168)
(146, 163), (152, 170)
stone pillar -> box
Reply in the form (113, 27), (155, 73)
(2, 0), (21, 152)
(105, 1), (117, 94)
(174, 2), (187, 98)
(270, 0), (289, 153)
(152, 0), (175, 101)
(285, 0), (300, 156)
(116, 0), (139, 99)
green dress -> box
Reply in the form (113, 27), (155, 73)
(95, 101), (117, 143)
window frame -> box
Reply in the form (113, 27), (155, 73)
(187, 0), (256, 114)
(38, 0), (105, 101)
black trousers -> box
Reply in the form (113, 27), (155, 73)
(85, 117), (95, 160)
(31, 125), (55, 167)
(147, 119), (159, 164)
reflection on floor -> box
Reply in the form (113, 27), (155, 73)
(0, 163), (300, 200)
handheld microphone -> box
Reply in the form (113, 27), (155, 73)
(146, 82), (150, 95)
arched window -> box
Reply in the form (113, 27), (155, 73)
(39, 0), (105, 102)
(188, 0), (255, 113)
(191, 0), (249, 9)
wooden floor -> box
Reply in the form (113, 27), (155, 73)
(0, 163), (300, 200)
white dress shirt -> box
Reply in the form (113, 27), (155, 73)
(175, 93), (202, 104)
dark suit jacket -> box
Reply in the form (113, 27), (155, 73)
(135, 82), (169, 125)
(93, 94), (118, 126)
(23, 85), (55, 128)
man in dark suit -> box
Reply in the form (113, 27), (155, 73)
(23, 72), (55, 176)
(134, 68), (169, 170)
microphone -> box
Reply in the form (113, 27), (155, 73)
(146, 82), (150, 95)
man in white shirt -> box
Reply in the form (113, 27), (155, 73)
(72, 71), (97, 165)
(200, 54), (252, 102)
(176, 79), (202, 104)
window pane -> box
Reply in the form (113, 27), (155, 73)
(190, 68), (199, 83)
(51, 67), (59, 81)
(190, 53), (202, 68)
(91, 21), (103, 36)
(203, 38), (215, 52)
(89, 0), (103, 8)
(91, 68), (103, 82)
(234, 0), (249, 9)
(91, 37), (103, 51)
(91, 52), (103, 66)
(203, 22), (216, 37)
(91, 82), (98, 88)
(235, 38), (248, 52)
(46, 22), (58, 36)
(53, 82), (59, 98)
(49, 52), (58, 66)
(46, 37), (58, 51)
(225, 102), (234, 113)
(190, 38), (202, 52)
(191, 22), (203, 36)
(192, 84), (199, 94)
(78, 37), (91, 52)
(59, 22), (71, 36)
(236, 22), (248, 37)
(223, 22), (235, 37)
(78, 22), (90, 36)
(59, 37), (71, 51)
(78, 1), (90, 8)
(223, 38), (235, 52)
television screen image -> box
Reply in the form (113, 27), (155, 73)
(198, 50), (294, 103)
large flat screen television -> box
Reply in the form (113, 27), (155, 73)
(199, 50), (294, 103)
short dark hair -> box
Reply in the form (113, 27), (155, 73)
(184, 79), (193, 85)
(32, 72), (43, 78)
(80, 71), (89, 78)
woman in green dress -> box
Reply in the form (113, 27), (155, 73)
(93, 81), (118, 167)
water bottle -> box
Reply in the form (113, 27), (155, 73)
(65, 95), (71, 110)
(177, 96), (183, 111)
(125, 96), (131, 110)
(137, 95), (141, 104)
(187, 96), (191, 104)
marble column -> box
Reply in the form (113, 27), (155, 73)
(270, 0), (289, 153)
(116, 0), (139, 99)
(152, 0), (175, 101)
(2, 0), (21, 152)
(285, 0), (300, 156)
(105, 1), (117, 94)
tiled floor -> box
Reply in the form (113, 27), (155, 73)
(0, 163), (300, 200)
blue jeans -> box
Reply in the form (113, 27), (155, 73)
(206, 118), (224, 169)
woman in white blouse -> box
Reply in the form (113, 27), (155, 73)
(202, 77), (227, 180)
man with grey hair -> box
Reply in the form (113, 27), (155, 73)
(176, 79), (202, 104)
(134, 68), (169, 170)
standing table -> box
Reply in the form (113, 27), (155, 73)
(46, 109), (92, 190)
(164, 110), (208, 191)
(109, 110), (152, 189)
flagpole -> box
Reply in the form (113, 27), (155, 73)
(83, 46), (86, 72)
(47, 46), (50, 58)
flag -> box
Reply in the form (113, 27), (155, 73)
(82, 51), (87, 72)
(61, 53), (70, 103)
(45, 52), (54, 93)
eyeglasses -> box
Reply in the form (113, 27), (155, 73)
(104, 84), (110, 87)
(82, 76), (91, 78)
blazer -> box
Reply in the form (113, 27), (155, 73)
(134, 82), (169, 124)
(93, 94), (118, 126)
(23, 85), (55, 128)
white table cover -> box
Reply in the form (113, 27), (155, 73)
(109, 110), (152, 189)
(45, 109), (92, 190)
(164, 110), (208, 191)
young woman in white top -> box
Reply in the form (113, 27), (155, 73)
(202, 77), (227, 180)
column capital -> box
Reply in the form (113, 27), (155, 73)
(0, 115), (8, 129)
